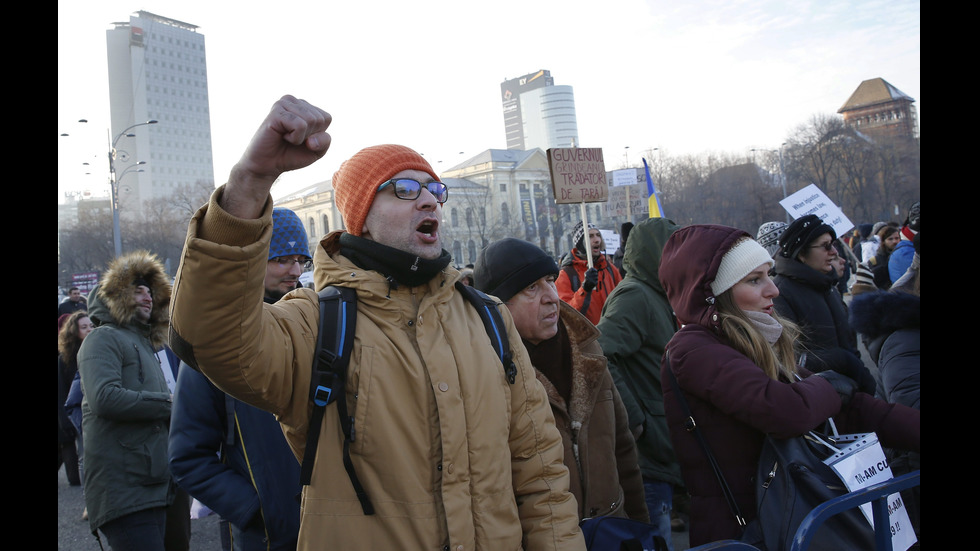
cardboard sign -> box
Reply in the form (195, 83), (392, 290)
(547, 147), (608, 204)
(779, 183), (854, 236)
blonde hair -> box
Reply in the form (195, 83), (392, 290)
(715, 291), (800, 382)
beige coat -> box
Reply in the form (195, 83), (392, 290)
(170, 188), (585, 551)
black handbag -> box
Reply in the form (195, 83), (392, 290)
(664, 350), (875, 551)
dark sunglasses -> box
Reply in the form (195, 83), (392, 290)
(808, 240), (837, 252)
(377, 178), (449, 204)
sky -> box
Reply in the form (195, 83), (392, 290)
(58, 0), (919, 203)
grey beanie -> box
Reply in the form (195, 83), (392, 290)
(756, 221), (788, 257)
(473, 238), (559, 302)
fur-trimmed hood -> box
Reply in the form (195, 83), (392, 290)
(88, 250), (171, 349)
(848, 290), (920, 341)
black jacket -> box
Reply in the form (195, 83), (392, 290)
(773, 256), (860, 366)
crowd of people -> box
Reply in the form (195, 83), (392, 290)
(60, 95), (920, 551)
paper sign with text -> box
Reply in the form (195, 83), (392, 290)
(547, 147), (608, 204)
(779, 183), (855, 237)
(611, 168), (637, 187)
(824, 434), (916, 551)
(601, 229), (619, 255)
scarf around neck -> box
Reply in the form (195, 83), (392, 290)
(339, 232), (452, 287)
(745, 310), (783, 344)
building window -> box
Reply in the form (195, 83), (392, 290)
(468, 240), (477, 265)
(451, 208), (459, 227)
(453, 241), (463, 266)
(466, 208), (474, 227)
(501, 202), (510, 225)
(321, 214), (330, 235)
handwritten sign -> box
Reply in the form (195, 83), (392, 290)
(780, 183), (854, 237)
(547, 147), (608, 204)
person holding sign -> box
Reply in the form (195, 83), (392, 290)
(556, 221), (622, 325)
(772, 215), (877, 393)
(657, 223), (920, 547)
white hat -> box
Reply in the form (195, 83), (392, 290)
(711, 237), (775, 296)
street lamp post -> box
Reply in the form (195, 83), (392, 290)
(108, 120), (157, 257)
(778, 143), (789, 222)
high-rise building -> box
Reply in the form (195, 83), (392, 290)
(500, 70), (579, 151)
(106, 11), (214, 216)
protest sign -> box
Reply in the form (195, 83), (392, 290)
(547, 147), (608, 204)
(779, 183), (854, 236)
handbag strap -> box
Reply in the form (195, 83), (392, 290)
(664, 349), (747, 528)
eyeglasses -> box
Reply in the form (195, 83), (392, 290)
(808, 241), (837, 252)
(377, 178), (449, 204)
(270, 256), (313, 270)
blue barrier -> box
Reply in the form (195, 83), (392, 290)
(686, 469), (920, 551)
(792, 469), (919, 551)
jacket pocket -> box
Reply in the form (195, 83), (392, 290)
(119, 423), (170, 485)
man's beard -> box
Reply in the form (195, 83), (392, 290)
(265, 283), (296, 302)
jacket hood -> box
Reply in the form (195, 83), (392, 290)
(659, 224), (749, 329)
(848, 291), (920, 340)
(622, 217), (681, 290)
(87, 250), (171, 349)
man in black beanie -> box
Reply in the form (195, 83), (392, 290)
(473, 238), (649, 526)
(772, 215), (877, 395)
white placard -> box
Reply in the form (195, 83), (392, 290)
(779, 183), (855, 237)
(611, 168), (636, 187)
(824, 434), (917, 551)
(601, 229), (619, 255)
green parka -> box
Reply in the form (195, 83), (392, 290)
(596, 218), (684, 487)
(77, 250), (175, 534)
(169, 188), (585, 551)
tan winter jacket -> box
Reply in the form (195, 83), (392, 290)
(170, 187), (585, 551)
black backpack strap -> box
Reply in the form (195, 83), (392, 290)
(455, 282), (516, 384)
(563, 265), (580, 291)
(562, 265), (592, 315)
(301, 286), (374, 515)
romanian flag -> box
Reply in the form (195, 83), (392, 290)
(643, 158), (664, 218)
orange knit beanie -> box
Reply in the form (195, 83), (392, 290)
(332, 144), (437, 236)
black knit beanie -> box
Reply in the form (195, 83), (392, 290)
(473, 238), (559, 302)
(778, 214), (836, 260)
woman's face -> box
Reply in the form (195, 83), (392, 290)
(77, 316), (94, 340)
(732, 263), (779, 315)
(798, 232), (838, 274)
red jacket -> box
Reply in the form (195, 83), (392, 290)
(556, 250), (622, 325)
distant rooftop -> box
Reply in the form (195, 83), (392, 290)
(838, 78), (914, 113)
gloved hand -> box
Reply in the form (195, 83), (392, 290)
(582, 267), (599, 292)
(812, 370), (858, 407)
(815, 348), (876, 395)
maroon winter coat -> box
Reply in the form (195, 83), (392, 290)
(657, 224), (920, 547)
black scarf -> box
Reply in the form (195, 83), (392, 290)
(339, 233), (453, 288)
(524, 321), (573, 404)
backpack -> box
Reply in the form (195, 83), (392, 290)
(300, 281), (516, 515)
